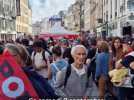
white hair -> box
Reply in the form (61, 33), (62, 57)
(71, 45), (87, 56)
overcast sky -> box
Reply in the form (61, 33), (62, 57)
(29, 0), (75, 23)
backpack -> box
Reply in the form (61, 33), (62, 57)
(64, 64), (90, 88)
(52, 63), (65, 83)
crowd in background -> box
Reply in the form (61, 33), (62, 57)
(0, 32), (134, 99)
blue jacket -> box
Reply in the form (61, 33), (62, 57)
(95, 53), (109, 79)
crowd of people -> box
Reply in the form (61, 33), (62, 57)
(0, 33), (134, 99)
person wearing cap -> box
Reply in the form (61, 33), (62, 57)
(48, 39), (54, 52)
(60, 39), (69, 54)
(72, 40), (80, 46)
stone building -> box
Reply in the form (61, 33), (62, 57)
(16, 0), (32, 37)
(0, 0), (17, 40)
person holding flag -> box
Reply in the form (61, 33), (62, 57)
(0, 43), (58, 99)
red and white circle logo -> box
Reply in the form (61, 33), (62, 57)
(2, 76), (24, 98)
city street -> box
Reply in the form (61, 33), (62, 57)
(0, 0), (134, 99)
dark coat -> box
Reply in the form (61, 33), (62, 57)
(23, 66), (59, 99)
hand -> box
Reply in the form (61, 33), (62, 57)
(113, 78), (127, 87)
(115, 59), (123, 69)
(130, 61), (134, 70)
(86, 59), (91, 65)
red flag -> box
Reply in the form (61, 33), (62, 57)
(0, 50), (39, 99)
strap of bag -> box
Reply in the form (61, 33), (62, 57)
(42, 50), (48, 64)
(86, 69), (90, 88)
(64, 64), (71, 87)
(52, 63), (60, 71)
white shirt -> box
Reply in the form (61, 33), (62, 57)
(71, 64), (86, 76)
(31, 51), (49, 67)
(49, 46), (53, 52)
(126, 51), (134, 57)
(31, 51), (50, 78)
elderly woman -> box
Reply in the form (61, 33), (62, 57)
(56, 45), (98, 97)
(4, 43), (58, 99)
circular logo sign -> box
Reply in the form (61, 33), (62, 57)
(2, 76), (24, 98)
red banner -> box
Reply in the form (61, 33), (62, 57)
(0, 50), (39, 99)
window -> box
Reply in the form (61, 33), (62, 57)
(127, 0), (134, 11)
(128, 13), (134, 20)
(0, 0), (3, 16)
(106, 11), (108, 21)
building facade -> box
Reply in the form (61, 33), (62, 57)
(103, 0), (118, 37)
(28, 7), (32, 35)
(32, 21), (41, 35)
(84, 0), (90, 31)
(16, 0), (32, 38)
(64, 5), (75, 31)
(49, 15), (62, 28)
(40, 17), (51, 33)
(72, 1), (81, 32)
(103, 0), (134, 37)
(64, 0), (85, 32)
(0, 0), (17, 40)
(64, 0), (134, 37)
(89, 0), (97, 33)
(95, 0), (103, 36)
(83, 0), (104, 37)
(89, 0), (103, 35)
(32, 15), (62, 35)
